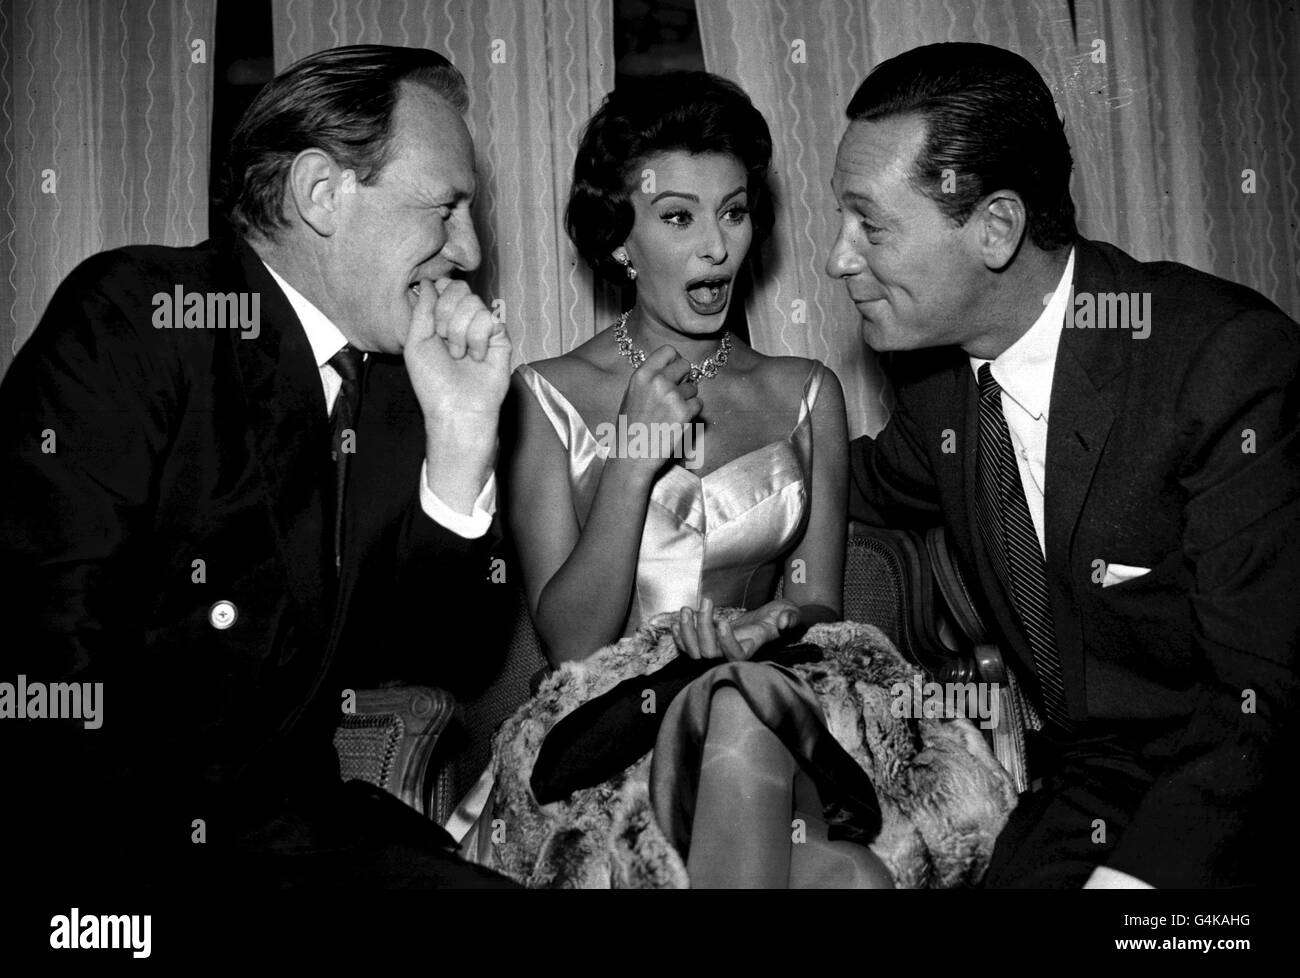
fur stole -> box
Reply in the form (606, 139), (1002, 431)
(480, 615), (1017, 888)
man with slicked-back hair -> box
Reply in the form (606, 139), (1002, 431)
(830, 42), (1298, 888)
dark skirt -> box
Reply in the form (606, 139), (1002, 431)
(530, 647), (883, 855)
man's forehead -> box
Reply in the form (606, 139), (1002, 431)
(384, 140), (476, 194)
(389, 91), (476, 191)
(833, 115), (926, 185)
(394, 80), (466, 128)
(388, 160), (477, 201)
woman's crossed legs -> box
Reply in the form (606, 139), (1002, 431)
(686, 686), (893, 889)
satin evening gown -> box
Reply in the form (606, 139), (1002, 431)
(459, 359), (853, 868)
(517, 359), (824, 625)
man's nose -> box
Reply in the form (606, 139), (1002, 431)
(825, 227), (861, 280)
(443, 216), (482, 273)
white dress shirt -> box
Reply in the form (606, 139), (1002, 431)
(969, 247), (1075, 559)
(261, 261), (495, 539)
(968, 250), (1150, 890)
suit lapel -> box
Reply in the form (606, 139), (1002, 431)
(1043, 341), (1114, 715)
(228, 238), (334, 644)
(1042, 239), (1128, 716)
(945, 239), (1129, 710)
(1044, 346), (1116, 567)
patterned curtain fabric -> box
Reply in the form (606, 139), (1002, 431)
(0, 0), (217, 378)
(272, 0), (617, 366)
(1062, 0), (1299, 320)
(693, 0), (1300, 437)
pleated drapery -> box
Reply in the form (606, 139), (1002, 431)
(693, 0), (1300, 437)
(0, 0), (217, 377)
(3, 1), (1295, 390)
(271, 0), (618, 367)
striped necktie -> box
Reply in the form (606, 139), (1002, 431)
(975, 363), (1072, 731)
(327, 346), (365, 575)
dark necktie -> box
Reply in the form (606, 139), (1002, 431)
(974, 363), (1072, 731)
(327, 346), (365, 575)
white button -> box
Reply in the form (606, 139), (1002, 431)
(209, 600), (238, 630)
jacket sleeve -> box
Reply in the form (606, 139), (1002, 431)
(1106, 305), (1300, 887)
(0, 254), (180, 859)
(360, 469), (511, 694)
(0, 253), (177, 691)
(848, 373), (945, 529)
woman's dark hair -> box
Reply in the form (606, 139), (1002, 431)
(846, 42), (1076, 251)
(219, 44), (468, 240)
(566, 71), (774, 284)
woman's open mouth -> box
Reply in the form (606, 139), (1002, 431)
(685, 276), (731, 316)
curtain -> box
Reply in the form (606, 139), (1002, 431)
(272, 0), (617, 367)
(694, 0), (889, 437)
(0, 0), (217, 378)
(1063, 0), (1300, 320)
(694, 0), (1300, 437)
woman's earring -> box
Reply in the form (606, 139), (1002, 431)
(614, 250), (638, 281)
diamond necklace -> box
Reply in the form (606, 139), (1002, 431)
(612, 311), (733, 382)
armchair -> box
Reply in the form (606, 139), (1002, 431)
(840, 521), (1034, 791)
(336, 521), (1031, 824)
(332, 685), (456, 819)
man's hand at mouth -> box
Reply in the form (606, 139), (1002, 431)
(404, 277), (512, 514)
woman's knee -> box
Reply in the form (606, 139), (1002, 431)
(706, 685), (753, 732)
(701, 685), (794, 780)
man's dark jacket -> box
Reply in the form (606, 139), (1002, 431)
(0, 236), (502, 881)
(850, 238), (1299, 887)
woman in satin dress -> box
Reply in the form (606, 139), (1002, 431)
(490, 72), (893, 888)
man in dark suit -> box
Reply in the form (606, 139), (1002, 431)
(0, 46), (515, 887)
(829, 42), (1298, 888)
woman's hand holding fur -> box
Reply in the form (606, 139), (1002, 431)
(673, 597), (801, 661)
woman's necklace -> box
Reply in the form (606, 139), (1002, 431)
(612, 311), (733, 382)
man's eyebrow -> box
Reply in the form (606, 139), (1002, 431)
(839, 190), (879, 209)
(427, 184), (474, 204)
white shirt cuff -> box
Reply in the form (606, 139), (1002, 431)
(1084, 866), (1154, 889)
(417, 461), (496, 540)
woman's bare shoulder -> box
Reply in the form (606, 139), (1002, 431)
(742, 352), (829, 396)
(740, 354), (846, 428)
(523, 328), (625, 403)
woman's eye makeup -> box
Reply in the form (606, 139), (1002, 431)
(658, 204), (750, 227)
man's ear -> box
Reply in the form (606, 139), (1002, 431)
(285, 148), (354, 237)
(973, 191), (1027, 271)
